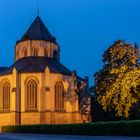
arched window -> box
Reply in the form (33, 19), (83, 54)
(55, 81), (65, 111)
(3, 82), (10, 110)
(44, 48), (48, 57)
(23, 48), (27, 57)
(33, 48), (38, 56)
(26, 79), (38, 110)
(16, 50), (19, 58)
(53, 50), (58, 60)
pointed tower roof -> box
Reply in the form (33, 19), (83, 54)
(17, 16), (57, 44)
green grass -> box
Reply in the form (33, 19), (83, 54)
(2, 120), (140, 136)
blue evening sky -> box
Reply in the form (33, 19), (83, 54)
(0, 0), (140, 85)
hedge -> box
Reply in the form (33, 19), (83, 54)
(2, 120), (140, 136)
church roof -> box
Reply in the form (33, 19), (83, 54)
(17, 16), (57, 44)
(0, 57), (72, 76)
(0, 67), (8, 73)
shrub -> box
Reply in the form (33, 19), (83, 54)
(2, 120), (140, 136)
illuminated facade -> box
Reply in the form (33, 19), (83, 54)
(0, 16), (90, 126)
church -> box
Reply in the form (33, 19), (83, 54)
(0, 16), (90, 126)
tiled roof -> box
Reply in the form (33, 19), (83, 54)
(0, 57), (72, 75)
(17, 16), (57, 44)
(0, 67), (8, 73)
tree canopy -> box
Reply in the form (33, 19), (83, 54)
(94, 40), (140, 118)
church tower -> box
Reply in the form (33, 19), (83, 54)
(15, 16), (60, 61)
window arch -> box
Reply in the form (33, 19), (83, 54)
(53, 50), (58, 60)
(3, 82), (10, 110)
(55, 81), (65, 111)
(16, 50), (19, 58)
(44, 48), (48, 57)
(26, 79), (38, 110)
(33, 48), (38, 56)
(23, 48), (27, 57)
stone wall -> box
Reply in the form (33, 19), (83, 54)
(0, 112), (16, 126)
(0, 64), (90, 126)
(15, 40), (59, 61)
(21, 112), (40, 125)
(20, 111), (83, 125)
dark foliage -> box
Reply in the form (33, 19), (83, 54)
(3, 121), (140, 136)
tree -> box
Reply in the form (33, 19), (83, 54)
(94, 40), (140, 119)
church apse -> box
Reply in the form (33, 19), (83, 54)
(0, 16), (90, 126)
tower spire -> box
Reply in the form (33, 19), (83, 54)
(37, 4), (40, 16)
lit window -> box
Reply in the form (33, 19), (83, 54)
(24, 48), (27, 57)
(26, 79), (37, 110)
(55, 81), (65, 111)
(44, 48), (48, 57)
(33, 48), (38, 56)
(3, 82), (10, 110)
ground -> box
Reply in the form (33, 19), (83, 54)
(0, 134), (139, 140)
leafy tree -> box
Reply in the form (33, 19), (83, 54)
(94, 40), (140, 119)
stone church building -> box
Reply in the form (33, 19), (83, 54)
(0, 16), (90, 126)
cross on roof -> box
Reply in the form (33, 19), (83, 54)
(37, 4), (40, 16)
